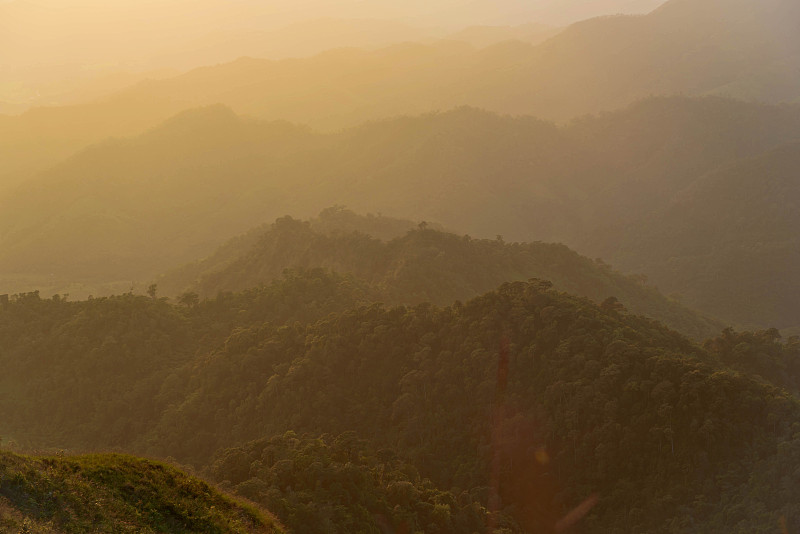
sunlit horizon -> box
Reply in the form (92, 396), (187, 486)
(1, 0), (667, 110)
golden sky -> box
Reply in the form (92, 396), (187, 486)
(0, 0), (666, 107)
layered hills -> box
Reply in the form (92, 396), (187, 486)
(0, 451), (282, 533)
(2, 96), (798, 329)
(2, 0), (798, 186)
(158, 211), (721, 340)
(610, 142), (800, 327)
(3, 0), (799, 532)
(0, 277), (798, 532)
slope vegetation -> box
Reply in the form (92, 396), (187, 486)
(1, 279), (799, 532)
(611, 142), (800, 328)
(2, 97), (798, 325)
(0, 451), (282, 533)
(159, 212), (721, 340)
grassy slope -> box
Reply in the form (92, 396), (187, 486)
(0, 451), (283, 534)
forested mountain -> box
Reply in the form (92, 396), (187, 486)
(0, 106), (319, 283)
(2, 0), (797, 188)
(0, 451), (282, 533)
(2, 104), (599, 292)
(158, 211), (721, 340)
(1, 279), (798, 532)
(209, 433), (498, 534)
(610, 142), (800, 328)
(2, 97), (798, 329)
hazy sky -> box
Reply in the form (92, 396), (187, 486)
(0, 0), (667, 107)
(1, 0), (667, 29)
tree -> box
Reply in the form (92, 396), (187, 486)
(178, 291), (199, 308)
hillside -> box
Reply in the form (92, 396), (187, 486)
(0, 105), (596, 288)
(0, 106), (321, 283)
(2, 97), (798, 329)
(158, 212), (722, 340)
(0, 451), (282, 533)
(1, 279), (798, 532)
(138, 281), (800, 533)
(609, 142), (800, 329)
(209, 433), (500, 534)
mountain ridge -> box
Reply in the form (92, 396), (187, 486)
(1, 97), (797, 329)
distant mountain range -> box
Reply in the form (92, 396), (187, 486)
(157, 210), (722, 340)
(0, 0), (662, 112)
(2, 0), (798, 188)
(1, 96), (798, 330)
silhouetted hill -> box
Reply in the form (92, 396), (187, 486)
(0, 105), (319, 282)
(155, 208), (432, 298)
(0, 451), (282, 533)
(564, 96), (800, 229)
(57, 0), (800, 126)
(158, 212), (722, 340)
(2, 98), (798, 329)
(0, 105), (596, 286)
(2, 0), (798, 187)
(611, 142), (800, 329)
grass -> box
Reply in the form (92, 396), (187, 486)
(0, 451), (285, 533)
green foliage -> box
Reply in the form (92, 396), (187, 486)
(0, 451), (282, 533)
(610, 141), (800, 330)
(0, 291), (194, 449)
(161, 212), (721, 340)
(209, 433), (493, 534)
(705, 328), (800, 395)
(2, 278), (799, 532)
(0, 271), (369, 450)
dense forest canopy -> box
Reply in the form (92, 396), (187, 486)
(158, 210), (722, 340)
(1, 278), (799, 532)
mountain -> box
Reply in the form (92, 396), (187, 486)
(53, 0), (800, 128)
(208, 433), (498, 534)
(610, 142), (800, 328)
(446, 22), (562, 48)
(0, 451), (282, 533)
(1, 279), (798, 532)
(0, 105), (320, 283)
(0, 105), (593, 288)
(2, 98), (798, 329)
(2, 0), (798, 188)
(158, 211), (722, 340)
(155, 208), (436, 296)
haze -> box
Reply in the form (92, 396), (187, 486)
(1, 0), (666, 110)
(3, 0), (800, 532)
